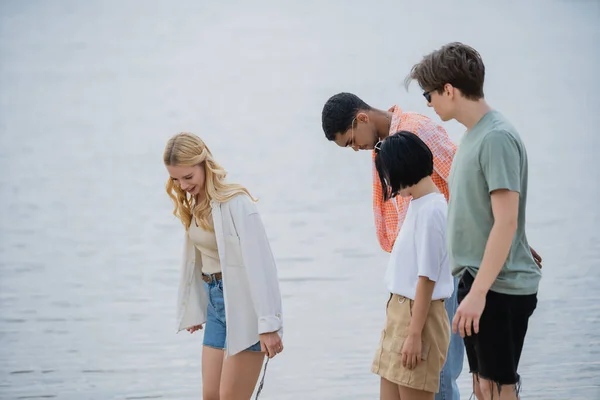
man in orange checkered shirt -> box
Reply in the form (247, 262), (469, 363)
(321, 92), (463, 400)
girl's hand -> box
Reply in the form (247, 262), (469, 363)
(401, 333), (422, 370)
(259, 332), (283, 358)
(186, 325), (203, 334)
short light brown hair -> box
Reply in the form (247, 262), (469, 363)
(405, 42), (485, 100)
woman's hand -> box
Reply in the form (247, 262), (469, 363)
(186, 325), (203, 334)
(259, 331), (283, 358)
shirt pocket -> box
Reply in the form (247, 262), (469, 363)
(224, 235), (244, 267)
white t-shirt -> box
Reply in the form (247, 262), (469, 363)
(386, 192), (454, 300)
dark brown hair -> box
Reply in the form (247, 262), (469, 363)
(405, 42), (485, 100)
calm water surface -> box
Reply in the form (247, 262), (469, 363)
(1, 0), (599, 399)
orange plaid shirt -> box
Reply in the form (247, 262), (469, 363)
(372, 105), (456, 253)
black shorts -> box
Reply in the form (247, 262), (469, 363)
(457, 271), (537, 385)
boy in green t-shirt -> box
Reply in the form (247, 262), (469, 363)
(406, 43), (542, 400)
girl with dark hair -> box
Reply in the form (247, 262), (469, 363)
(371, 131), (453, 400)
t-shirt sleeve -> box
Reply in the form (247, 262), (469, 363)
(415, 204), (446, 281)
(479, 130), (522, 193)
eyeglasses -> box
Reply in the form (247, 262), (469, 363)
(374, 140), (383, 153)
(349, 117), (356, 147)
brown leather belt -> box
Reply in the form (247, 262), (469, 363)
(202, 272), (222, 283)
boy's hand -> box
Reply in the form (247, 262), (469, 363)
(453, 291), (486, 337)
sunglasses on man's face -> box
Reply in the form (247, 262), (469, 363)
(423, 85), (448, 103)
(423, 89), (435, 103)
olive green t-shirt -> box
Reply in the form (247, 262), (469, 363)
(447, 110), (541, 295)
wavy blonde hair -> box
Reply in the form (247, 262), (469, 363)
(163, 132), (256, 231)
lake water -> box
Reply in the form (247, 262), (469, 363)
(1, 0), (599, 399)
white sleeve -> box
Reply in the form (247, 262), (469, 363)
(231, 198), (283, 334)
(415, 204), (447, 281)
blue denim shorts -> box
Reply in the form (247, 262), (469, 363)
(203, 277), (262, 352)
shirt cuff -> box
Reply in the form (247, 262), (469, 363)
(258, 314), (283, 334)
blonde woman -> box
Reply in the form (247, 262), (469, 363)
(164, 132), (284, 400)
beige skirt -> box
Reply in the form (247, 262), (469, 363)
(371, 294), (450, 393)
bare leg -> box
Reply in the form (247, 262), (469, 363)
(477, 376), (519, 400)
(202, 346), (225, 400)
(220, 350), (265, 400)
(398, 385), (434, 400)
(472, 373), (484, 400)
(380, 378), (401, 400)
